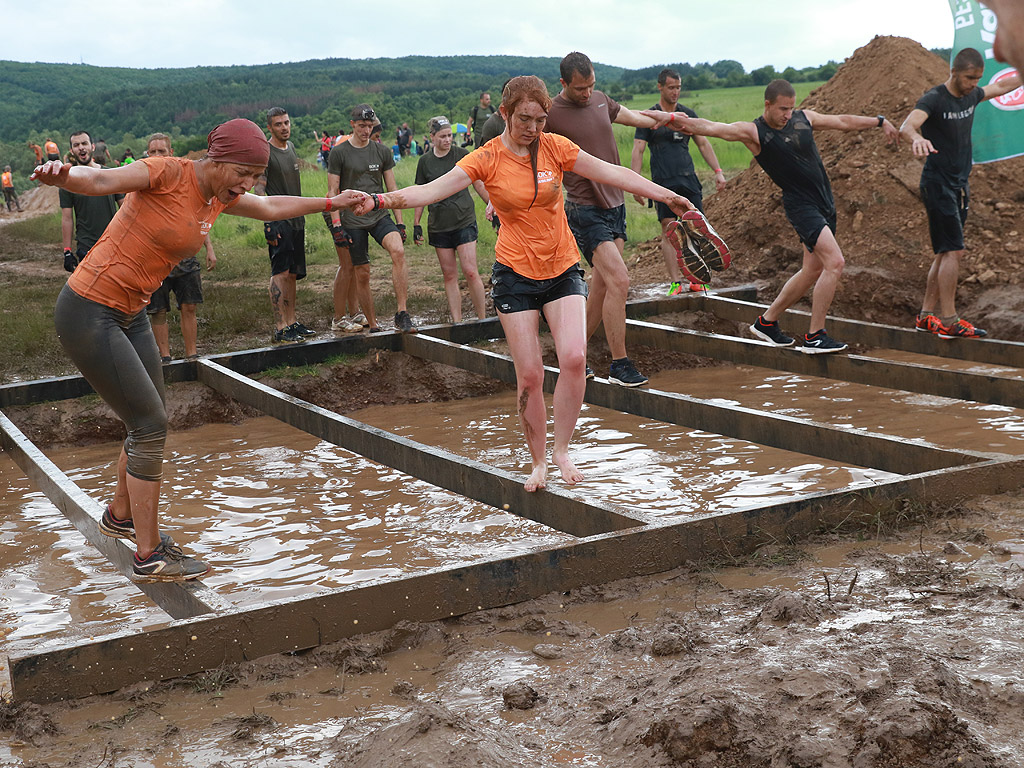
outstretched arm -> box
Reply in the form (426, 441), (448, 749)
(572, 150), (696, 217)
(613, 106), (661, 129)
(351, 167), (474, 215)
(228, 190), (364, 221)
(899, 109), (935, 158)
(982, 72), (1023, 100)
(805, 110), (900, 145)
(32, 159), (151, 195)
(646, 112), (762, 155)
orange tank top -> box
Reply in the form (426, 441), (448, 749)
(1, 172), (12, 189)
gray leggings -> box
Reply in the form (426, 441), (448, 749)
(54, 285), (167, 481)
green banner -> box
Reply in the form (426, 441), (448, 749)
(948, 0), (1024, 163)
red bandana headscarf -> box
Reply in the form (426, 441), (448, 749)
(206, 119), (270, 166)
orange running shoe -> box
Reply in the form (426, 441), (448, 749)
(938, 318), (987, 339)
(915, 314), (942, 333)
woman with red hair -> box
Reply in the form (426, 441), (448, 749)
(353, 76), (701, 492)
(33, 118), (363, 582)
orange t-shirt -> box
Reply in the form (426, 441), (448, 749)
(1, 171), (12, 189)
(334, 134), (351, 146)
(68, 156), (236, 314)
(44, 141), (59, 155)
(457, 132), (581, 280)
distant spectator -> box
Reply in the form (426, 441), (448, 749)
(120, 148), (135, 165)
(93, 138), (111, 166)
(469, 91), (497, 148)
(2, 165), (22, 211)
(397, 122), (412, 157)
(44, 139), (60, 161)
(143, 134), (215, 362)
(28, 142), (45, 166)
(314, 129), (334, 168)
(60, 131), (122, 273)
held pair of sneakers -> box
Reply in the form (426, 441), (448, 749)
(915, 313), (987, 339)
(665, 211), (731, 287)
(100, 506), (209, 582)
(750, 315), (848, 355)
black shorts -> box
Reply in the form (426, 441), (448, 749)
(348, 217), (399, 266)
(265, 220), (307, 278)
(655, 179), (703, 220)
(46, 153), (60, 161)
(429, 223), (478, 249)
(921, 181), (968, 254)
(565, 202), (627, 266)
(784, 202), (837, 252)
(147, 269), (203, 314)
(491, 262), (588, 314)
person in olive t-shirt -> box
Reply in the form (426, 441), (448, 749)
(631, 68), (727, 294)
(327, 103), (416, 333)
(59, 130), (121, 273)
(254, 107), (314, 345)
(469, 92), (497, 148)
(900, 47), (1022, 340)
(413, 116), (490, 322)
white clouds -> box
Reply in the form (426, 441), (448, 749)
(0, 0), (954, 70)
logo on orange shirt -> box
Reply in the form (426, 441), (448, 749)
(537, 170), (554, 183)
(200, 221), (212, 235)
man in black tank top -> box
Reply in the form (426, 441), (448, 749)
(899, 47), (1021, 340)
(646, 80), (899, 354)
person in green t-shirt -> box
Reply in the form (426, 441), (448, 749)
(413, 116), (490, 322)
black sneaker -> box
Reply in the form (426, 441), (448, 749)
(749, 315), (795, 347)
(290, 321), (317, 338)
(800, 329), (848, 355)
(100, 506), (174, 547)
(394, 310), (418, 334)
(585, 366), (595, 380)
(132, 540), (210, 583)
(608, 357), (649, 387)
(272, 326), (306, 345)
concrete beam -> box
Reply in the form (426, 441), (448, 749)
(195, 360), (649, 538)
(626, 319), (1024, 410)
(12, 453), (1024, 704)
(401, 334), (984, 476)
(0, 410), (230, 620)
(698, 295), (1024, 368)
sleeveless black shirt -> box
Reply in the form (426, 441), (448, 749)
(753, 110), (834, 214)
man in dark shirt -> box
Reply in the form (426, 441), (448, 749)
(900, 47), (1021, 339)
(255, 107), (314, 345)
(544, 51), (666, 387)
(59, 131), (121, 273)
(659, 80), (899, 353)
(468, 92), (497, 149)
(631, 67), (727, 295)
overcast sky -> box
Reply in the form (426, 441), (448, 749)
(0, 0), (954, 71)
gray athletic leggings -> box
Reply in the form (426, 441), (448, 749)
(54, 284), (167, 481)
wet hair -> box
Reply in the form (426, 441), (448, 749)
(501, 75), (552, 209)
(655, 69), (679, 86)
(428, 115), (451, 135)
(68, 130), (92, 145)
(952, 47), (984, 72)
(560, 51), (593, 83)
(764, 79), (796, 103)
(266, 106), (288, 121)
(147, 132), (172, 150)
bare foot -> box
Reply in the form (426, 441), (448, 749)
(525, 464), (547, 492)
(553, 451), (583, 485)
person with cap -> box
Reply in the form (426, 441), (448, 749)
(413, 115), (489, 323)
(32, 118), (365, 583)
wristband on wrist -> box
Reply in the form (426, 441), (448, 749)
(63, 247), (72, 255)
(713, 168), (723, 173)
(371, 193), (381, 211)
(876, 114), (885, 128)
(324, 196), (333, 212)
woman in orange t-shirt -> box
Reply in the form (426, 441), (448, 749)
(351, 76), (697, 492)
(33, 119), (363, 583)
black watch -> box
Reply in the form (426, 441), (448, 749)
(876, 115), (885, 128)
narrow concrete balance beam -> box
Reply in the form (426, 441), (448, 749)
(402, 335), (982, 476)
(626, 319), (1024, 410)
(698, 296), (1024, 368)
(12, 452), (1024, 704)
(0, 411), (230, 620)
(196, 360), (648, 538)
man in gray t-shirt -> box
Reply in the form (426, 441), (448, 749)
(327, 103), (416, 333)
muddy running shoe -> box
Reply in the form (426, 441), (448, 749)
(100, 506), (174, 547)
(290, 321), (317, 338)
(938, 318), (987, 339)
(800, 329), (848, 355)
(667, 282), (685, 296)
(749, 315), (795, 347)
(674, 211), (731, 271)
(689, 283), (710, 292)
(330, 316), (362, 333)
(394, 310), (418, 334)
(160, 356), (172, 365)
(609, 357), (649, 387)
(132, 540), (210, 583)
(915, 313), (942, 333)
(273, 326), (306, 344)
(585, 366), (595, 380)
(351, 312), (369, 327)
(665, 220), (712, 285)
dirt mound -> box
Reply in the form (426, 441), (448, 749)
(0, 185), (58, 226)
(706, 36), (1024, 337)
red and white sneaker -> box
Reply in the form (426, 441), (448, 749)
(915, 314), (942, 333)
(665, 220), (711, 284)
(938, 318), (987, 339)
